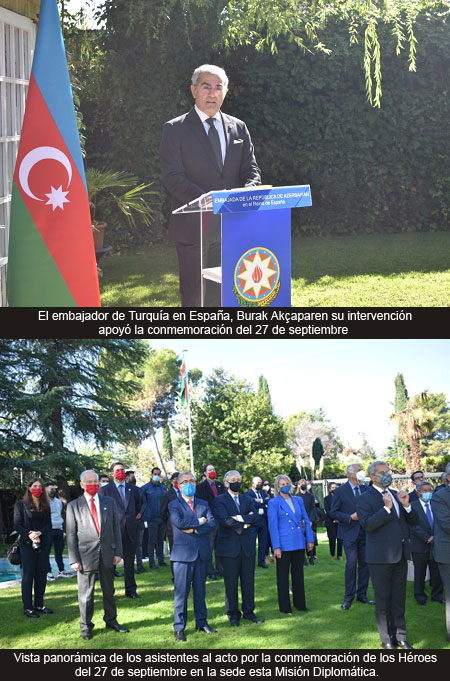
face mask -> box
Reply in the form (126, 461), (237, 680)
(255, 483), (263, 491)
(48, 490), (56, 498)
(31, 488), (43, 498)
(263, 485), (270, 491)
(378, 473), (392, 488)
(356, 470), (366, 482)
(182, 483), (195, 497)
(300, 484), (307, 491)
(307, 484), (311, 490)
(152, 475), (160, 482)
(173, 480), (179, 489)
(85, 483), (99, 496)
(280, 485), (291, 494)
(229, 481), (241, 493)
(208, 471), (217, 480)
(100, 482), (108, 487)
(114, 470), (126, 481)
(421, 492), (432, 502)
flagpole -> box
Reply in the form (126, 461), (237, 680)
(183, 350), (195, 473)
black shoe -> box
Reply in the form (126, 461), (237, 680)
(106, 623), (129, 633)
(244, 615), (264, 623)
(341, 601), (352, 610)
(81, 631), (92, 640)
(196, 625), (217, 634)
(114, 570), (123, 577)
(381, 642), (396, 649)
(24, 609), (39, 618)
(208, 574), (218, 581)
(159, 561), (169, 567)
(149, 565), (158, 570)
(229, 619), (240, 626)
(396, 640), (414, 649)
(135, 566), (147, 574)
(431, 598), (445, 604)
(258, 563), (269, 568)
(126, 593), (139, 599)
(357, 597), (375, 605)
(175, 630), (186, 641)
(34, 606), (54, 614)
(416, 598), (427, 605)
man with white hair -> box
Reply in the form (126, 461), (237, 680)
(66, 470), (128, 640)
(329, 463), (373, 610)
(431, 461), (450, 643)
(160, 64), (261, 306)
(215, 470), (263, 625)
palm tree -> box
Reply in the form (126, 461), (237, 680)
(390, 392), (437, 473)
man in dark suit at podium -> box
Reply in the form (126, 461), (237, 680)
(160, 64), (261, 307)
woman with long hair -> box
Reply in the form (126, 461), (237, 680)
(13, 477), (52, 618)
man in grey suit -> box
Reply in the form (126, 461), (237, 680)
(160, 64), (261, 307)
(431, 461), (450, 643)
(66, 470), (129, 640)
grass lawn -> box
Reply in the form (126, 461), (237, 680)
(0, 530), (448, 650)
(99, 232), (450, 307)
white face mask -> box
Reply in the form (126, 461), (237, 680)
(306, 484), (311, 491)
(263, 485), (270, 491)
(356, 470), (366, 482)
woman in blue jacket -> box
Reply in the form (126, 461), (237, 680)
(268, 474), (315, 614)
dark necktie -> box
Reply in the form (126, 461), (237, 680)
(206, 117), (223, 170)
(354, 486), (360, 497)
(233, 495), (240, 512)
(119, 484), (126, 503)
(211, 481), (217, 497)
(90, 497), (100, 535)
(425, 503), (434, 531)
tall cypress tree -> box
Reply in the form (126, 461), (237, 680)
(394, 373), (409, 459)
(258, 375), (273, 413)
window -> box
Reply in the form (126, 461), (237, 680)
(0, 7), (35, 306)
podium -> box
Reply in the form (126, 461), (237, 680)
(173, 185), (312, 307)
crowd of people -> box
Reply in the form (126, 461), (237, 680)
(12, 460), (450, 648)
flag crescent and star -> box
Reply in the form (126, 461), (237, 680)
(7, 0), (101, 307)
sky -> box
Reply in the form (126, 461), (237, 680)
(147, 339), (449, 455)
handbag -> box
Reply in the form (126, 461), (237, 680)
(6, 539), (21, 566)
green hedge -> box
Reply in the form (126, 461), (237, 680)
(79, 9), (450, 248)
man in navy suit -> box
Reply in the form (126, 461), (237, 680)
(169, 471), (216, 641)
(215, 470), (263, 626)
(409, 480), (444, 605)
(330, 463), (373, 610)
(245, 476), (270, 568)
(98, 461), (142, 599)
(431, 462), (450, 643)
(160, 64), (261, 306)
(356, 461), (419, 649)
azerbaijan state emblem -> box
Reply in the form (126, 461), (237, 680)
(233, 247), (281, 307)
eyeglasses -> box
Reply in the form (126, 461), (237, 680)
(180, 479), (195, 485)
(199, 84), (224, 94)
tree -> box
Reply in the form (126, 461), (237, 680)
(175, 368), (290, 486)
(390, 392), (438, 472)
(0, 340), (148, 488)
(416, 392), (450, 467)
(288, 411), (343, 478)
(162, 422), (174, 460)
(312, 437), (325, 477)
(394, 373), (410, 465)
(258, 375), (273, 413)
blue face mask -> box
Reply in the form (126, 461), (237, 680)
(378, 473), (392, 488)
(421, 492), (433, 502)
(280, 485), (291, 494)
(182, 483), (195, 497)
(152, 475), (160, 482)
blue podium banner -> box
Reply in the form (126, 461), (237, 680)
(221, 209), (291, 307)
(211, 185), (311, 214)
